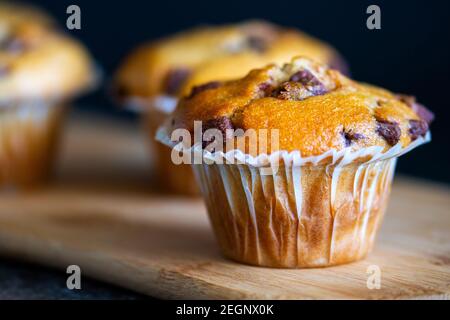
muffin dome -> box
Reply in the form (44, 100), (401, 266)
(170, 57), (433, 157)
(114, 21), (347, 100)
(0, 4), (96, 104)
(0, 3), (54, 27)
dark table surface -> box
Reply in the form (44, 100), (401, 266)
(0, 258), (147, 300)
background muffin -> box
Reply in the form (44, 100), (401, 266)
(0, 3), (96, 189)
(0, 2), (54, 28)
(114, 20), (348, 196)
(160, 56), (433, 268)
(114, 21), (348, 100)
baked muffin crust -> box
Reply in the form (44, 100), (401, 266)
(171, 57), (433, 156)
(0, 3), (54, 27)
(0, 4), (95, 104)
(114, 21), (347, 100)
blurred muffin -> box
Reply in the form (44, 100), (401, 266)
(0, 3), (96, 189)
(114, 20), (348, 196)
(0, 2), (54, 27)
(159, 56), (433, 268)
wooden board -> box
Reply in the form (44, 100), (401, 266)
(0, 113), (449, 300)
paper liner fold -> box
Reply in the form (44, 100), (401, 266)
(123, 95), (178, 114)
(193, 158), (396, 267)
(156, 124), (430, 168)
(156, 122), (430, 267)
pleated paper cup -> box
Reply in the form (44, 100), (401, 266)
(157, 125), (430, 268)
(127, 96), (200, 196)
(194, 158), (396, 268)
(0, 101), (65, 190)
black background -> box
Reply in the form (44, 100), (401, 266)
(31, 0), (450, 183)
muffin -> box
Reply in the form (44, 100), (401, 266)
(0, 3), (96, 189)
(113, 20), (348, 196)
(0, 2), (54, 27)
(157, 57), (433, 268)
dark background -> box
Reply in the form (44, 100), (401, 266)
(32, 0), (450, 183)
(1, 0), (448, 300)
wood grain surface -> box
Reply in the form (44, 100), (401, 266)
(0, 113), (449, 299)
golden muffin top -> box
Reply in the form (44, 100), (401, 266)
(169, 57), (433, 156)
(114, 21), (347, 100)
(0, 3), (96, 104)
(0, 3), (54, 27)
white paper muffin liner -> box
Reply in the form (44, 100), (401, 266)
(156, 123), (430, 168)
(157, 123), (430, 267)
(123, 95), (178, 114)
(0, 62), (99, 190)
(0, 100), (65, 189)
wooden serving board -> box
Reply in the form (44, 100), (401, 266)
(0, 113), (449, 299)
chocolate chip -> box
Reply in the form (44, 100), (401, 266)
(241, 22), (279, 53)
(246, 35), (268, 53)
(257, 82), (273, 97)
(412, 102), (434, 125)
(202, 116), (234, 148)
(165, 68), (191, 95)
(289, 69), (328, 96)
(342, 130), (365, 147)
(1, 37), (27, 54)
(111, 83), (129, 101)
(408, 119), (428, 140)
(396, 94), (434, 124)
(203, 116), (234, 135)
(376, 119), (401, 146)
(188, 81), (221, 98)
(376, 99), (387, 107)
(273, 79), (327, 101)
(0, 65), (10, 78)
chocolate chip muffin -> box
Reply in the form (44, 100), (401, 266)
(114, 20), (348, 196)
(0, 3), (96, 189)
(159, 57), (433, 268)
(0, 2), (54, 28)
(114, 21), (348, 100)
